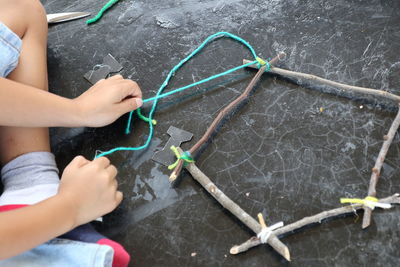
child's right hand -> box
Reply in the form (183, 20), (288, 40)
(73, 74), (143, 127)
(58, 156), (122, 227)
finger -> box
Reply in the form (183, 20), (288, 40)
(107, 74), (123, 80)
(107, 80), (141, 104)
(117, 80), (142, 100)
(93, 156), (111, 168)
(70, 155), (90, 168)
(115, 191), (123, 205)
(106, 164), (118, 179)
(126, 80), (142, 97)
(111, 179), (118, 191)
(117, 97), (143, 114)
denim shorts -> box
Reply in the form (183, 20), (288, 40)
(0, 21), (22, 77)
(0, 238), (114, 267)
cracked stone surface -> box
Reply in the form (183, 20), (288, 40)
(42, 0), (400, 266)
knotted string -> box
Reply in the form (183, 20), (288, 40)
(168, 146), (194, 170)
(256, 213), (284, 244)
(257, 222), (284, 243)
(340, 196), (391, 210)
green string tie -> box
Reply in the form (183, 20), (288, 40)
(256, 57), (271, 72)
(168, 146), (195, 170)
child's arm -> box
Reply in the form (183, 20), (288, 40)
(0, 156), (121, 260)
(0, 74), (142, 128)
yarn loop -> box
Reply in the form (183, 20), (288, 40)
(95, 32), (271, 158)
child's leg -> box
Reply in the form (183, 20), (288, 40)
(0, 0), (50, 165)
(0, 2), (130, 265)
(0, 0), (58, 205)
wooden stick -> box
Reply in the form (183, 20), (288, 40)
(243, 59), (400, 103)
(244, 57), (400, 228)
(169, 53), (285, 182)
(179, 148), (290, 261)
(362, 106), (400, 228)
(230, 194), (400, 254)
(169, 64), (266, 182)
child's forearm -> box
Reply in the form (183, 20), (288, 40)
(0, 194), (76, 259)
(0, 155), (123, 260)
(0, 78), (81, 127)
(0, 75), (142, 128)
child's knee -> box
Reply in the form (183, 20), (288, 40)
(0, 0), (47, 38)
(21, 0), (47, 30)
(31, 0), (47, 20)
(16, 0), (46, 17)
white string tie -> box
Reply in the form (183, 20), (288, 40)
(257, 221), (284, 243)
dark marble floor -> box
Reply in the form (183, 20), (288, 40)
(42, 0), (400, 266)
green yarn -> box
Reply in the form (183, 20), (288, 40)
(86, 0), (121, 24)
(95, 32), (269, 158)
(168, 146), (195, 170)
(256, 57), (271, 71)
(136, 108), (157, 125)
(123, 60), (256, 136)
(142, 60), (257, 104)
(125, 108), (156, 134)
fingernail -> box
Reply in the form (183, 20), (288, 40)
(135, 98), (143, 107)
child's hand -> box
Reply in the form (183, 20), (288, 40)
(58, 156), (122, 227)
(74, 75), (143, 127)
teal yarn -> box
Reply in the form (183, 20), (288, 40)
(95, 32), (267, 158)
(142, 60), (257, 104)
(124, 59), (257, 135)
(86, 0), (121, 24)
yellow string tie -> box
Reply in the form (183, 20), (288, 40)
(255, 57), (271, 72)
(340, 196), (391, 209)
(168, 146), (195, 170)
(255, 57), (266, 66)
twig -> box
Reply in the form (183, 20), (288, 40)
(362, 106), (400, 228)
(243, 59), (400, 103)
(169, 65), (265, 181)
(243, 57), (400, 228)
(169, 53), (285, 182)
(230, 194), (400, 254)
(179, 148), (290, 261)
(166, 53), (400, 259)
